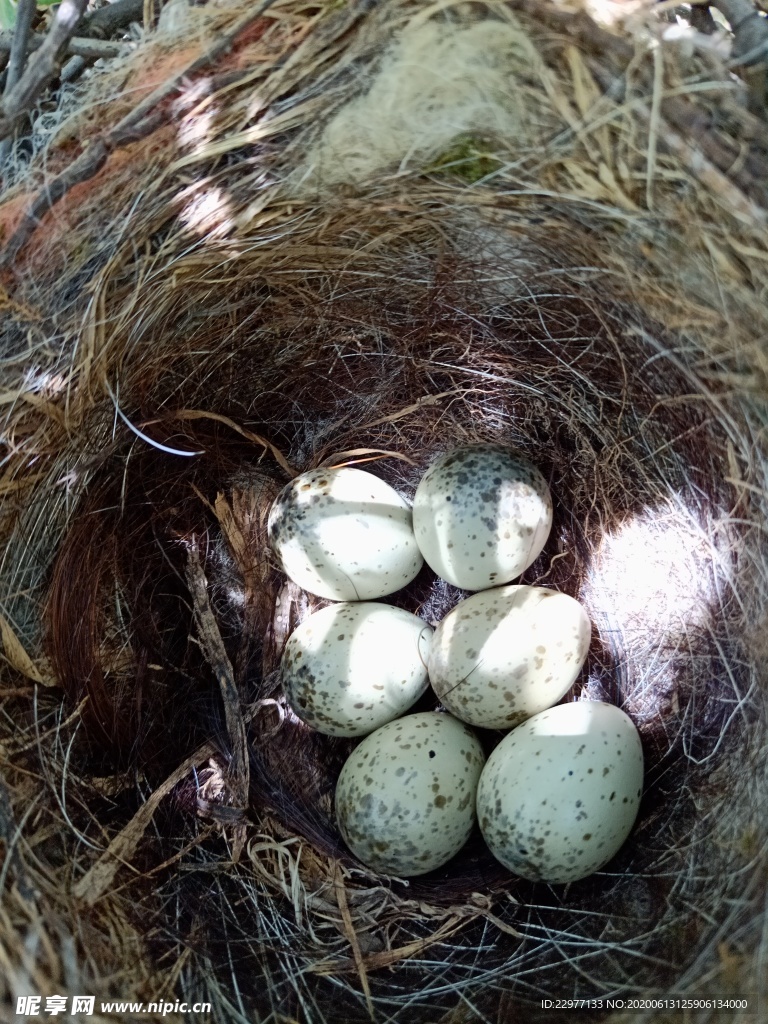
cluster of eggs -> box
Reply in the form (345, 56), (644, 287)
(267, 445), (644, 883)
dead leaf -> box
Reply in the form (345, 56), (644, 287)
(73, 743), (215, 905)
(0, 612), (56, 686)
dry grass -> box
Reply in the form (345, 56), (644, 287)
(1, 0), (767, 1020)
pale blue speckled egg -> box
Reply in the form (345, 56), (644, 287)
(428, 585), (591, 730)
(281, 602), (432, 737)
(412, 445), (552, 591)
(268, 466), (423, 600)
(477, 701), (644, 883)
(335, 712), (485, 876)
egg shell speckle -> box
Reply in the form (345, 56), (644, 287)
(428, 585), (592, 730)
(335, 712), (486, 876)
(476, 701), (644, 883)
(281, 602), (433, 737)
(267, 466), (423, 601)
(412, 444), (552, 591)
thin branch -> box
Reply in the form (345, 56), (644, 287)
(0, 0), (142, 62)
(61, 56), (87, 85)
(0, 0), (37, 167)
(0, 33), (124, 62)
(0, 0), (89, 143)
(660, 93), (768, 196)
(80, 0), (143, 39)
(111, 0), (279, 140)
(4, 0), (36, 91)
(587, 59), (768, 213)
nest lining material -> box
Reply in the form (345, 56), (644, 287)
(1, 0), (768, 1021)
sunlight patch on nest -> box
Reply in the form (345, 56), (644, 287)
(580, 500), (723, 723)
(174, 78), (218, 158)
(573, 0), (645, 29)
(583, 501), (717, 633)
(177, 184), (235, 240)
(21, 367), (69, 398)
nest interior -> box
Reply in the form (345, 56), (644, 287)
(1, 1), (768, 1021)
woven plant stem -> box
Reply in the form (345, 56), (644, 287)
(0, 0), (37, 168)
(0, 111), (165, 268)
(111, 0), (279, 138)
(0, 0), (279, 268)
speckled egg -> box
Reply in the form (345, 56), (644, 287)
(281, 602), (432, 737)
(428, 585), (591, 730)
(477, 701), (644, 883)
(267, 466), (423, 600)
(335, 712), (486, 876)
(412, 445), (552, 591)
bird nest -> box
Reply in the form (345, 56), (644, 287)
(1, 0), (768, 1020)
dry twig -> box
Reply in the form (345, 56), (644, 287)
(72, 743), (215, 905)
(0, 0), (89, 143)
(2, 0), (36, 92)
(0, 33), (124, 62)
(184, 543), (249, 813)
(81, 0), (143, 39)
(0, 0), (36, 167)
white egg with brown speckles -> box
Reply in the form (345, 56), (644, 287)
(428, 585), (591, 730)
(335, 712), (486, 876)
(267, 466), (423, 600)
(477, 701), (644, 883)
(412, 445), (552, 591)
(281, 602), (432, 737)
